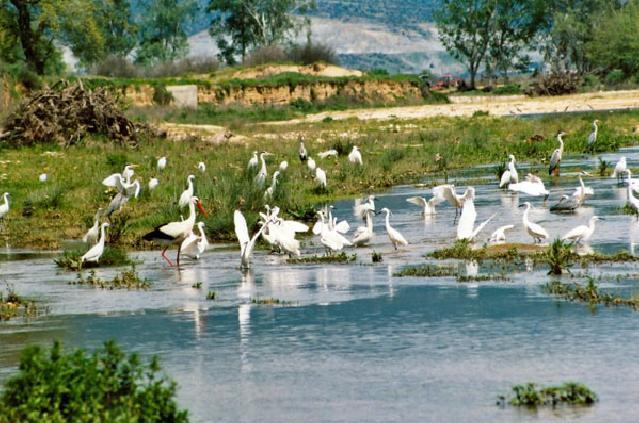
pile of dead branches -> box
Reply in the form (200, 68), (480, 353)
(526, 72), (582, 96)
(0, 80), (139, 147)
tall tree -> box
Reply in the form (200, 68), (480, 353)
(96, 0), (138, 57)
(135, 0), (197, 66)
(209, 0), (314, 65)
(435, 0), (496, 89)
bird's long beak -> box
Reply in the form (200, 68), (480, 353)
(518, 204), (525, 208)
(130, 164), (139, 168)
(197, 201), (208, 218)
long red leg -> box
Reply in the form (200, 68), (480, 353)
(161, 246), (174, 267)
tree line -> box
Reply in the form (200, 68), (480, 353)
(0, 0), (314, 76)
(435, 0), (639, 88)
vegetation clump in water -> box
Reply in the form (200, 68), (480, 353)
(0, 287), (41, 321)
(250, 298), (293, 305)
(372, 251), (383, 262)
(71, 267), (149, 290)
(545, 277), (639, 310)
(394, 265), (457, 277)
(503, 382), (597, 407)
(55, 247), (134, 271)
(545, 238), (573, 275)
(206, 291), (217, 300)
(0, 341), (188, 422)
(287, 252), (356, 264)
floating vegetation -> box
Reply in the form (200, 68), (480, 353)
(501, 382), (597, 407)
(55, 247), (134, 271)
(192, 282), (202, 289)
(287, 252), (356, 264)
(0, 287), (42, 321)
(372, 251), (383, 262)
(545, 277), (639, 310)
(205, 291), (216, 300)
(456, 274), (511, 283)
(250, 297), (293, 305)
(71, 267), (149, 290)
(394, 264), (456, 277)
(545, 238), (573, 275)
(429, 240), (532, 262)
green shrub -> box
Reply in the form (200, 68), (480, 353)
(508, 382), (597, 407)
(605, 69), (625, 86)
(492, 84), (521, 95)
(583, 74), (601, 87)
(545, 238), (573, 275)
(153, 85), (173, 106)
(0, 341), (188, 422)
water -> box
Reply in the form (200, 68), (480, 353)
(3, 148), (639, 422)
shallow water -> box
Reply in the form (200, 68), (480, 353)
(3, 148), (639, 422)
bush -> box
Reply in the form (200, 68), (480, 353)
(605, 69), (625, 86)
(89, 55), (139, 78)
(583, 74), (601, 88)
(153, 85), (173, 106)
(527, 72), (581, 96)
(244, 45), (287, 67)
(286, 42), (339, 66)
(492, 84), (521, 95)
(149, 57), (220, 77)
(0, 341), (188, 422)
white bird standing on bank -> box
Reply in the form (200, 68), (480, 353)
(279, 160), (288, 171)
(81, 223), (109, 263)
(406, 195), (439, 216)
(82, 208), (103, 244)
(563, 216), (603, 243)
(315, 167), (327, 189)
(520, 202), (549, 243)
(255, 152), (270, 187)
(264, 171), (280, 200)
(247, 151), (259, 169)
(456, 187), (495, 241)
(299, 139), (308, 162)
(157, 157), (167, 171)
(352, 209), (374, 246)
(39, 173), (47, 183)
(307, 156), (316, 172)
(179, 175), (195, 208)
(235, 209), (269, 270)
(318, 149), (338, 159)
(379, 207), (408, 250)
(354, 195), (376, 220)
(549, 131), (565, 176)
(489, 224), (515, 244)
(148, 177), (159, 190)
(499, 154), (519, 188)
(611, 156), (628, 183)
(348, 146), (362, 165)
(0, 192), (10, 220)
(198, 161), (206, 172)
(587, 119), (600, 148)
(315, 210), (352, 253)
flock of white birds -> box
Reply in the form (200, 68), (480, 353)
(0, 119), (634, 270)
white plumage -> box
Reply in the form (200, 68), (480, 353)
(247, 151), (259, 169)
(82, 208), (103, 244)
(563, 216), (602, 243)
(348, 146), (362, 165)
(489, 225), (515, 244)
(235, 209), (269, 269)
(406, 196), (439, 216)
(499, 154), (519, 188)
(611, 156), (628, 182)
(456, 187), (494, 241)
(315, 167), (327, 188)
(197, 161), (206, 172)
(279, 160), (288, 171)
(39, 173), (47, 183)
(520, 202), (549, 243)
(352, 209), (374, 246)
(380, 207), (408, 249)
(318, 149), (338, 159)
(0, 192), (10, 220)
(307, 156), (316, 172)
(549, 132), (565, 175)
(264, 171), (280, 200)
(179, 175), (195, 208)
(157, 156), (167, 171)
(354, 195), (376, 219)
(148, 177), (159, 190)
(81, 223), (109, 263)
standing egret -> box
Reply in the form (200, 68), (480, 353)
(299, 139), (308, 162)
(247, 151), (259, 169)
(549, 131), (565, 176)
(315, 167), (327, 189)
(563, 216), (603, 243)
(157, 156), (167, 171)
(627, 175), (639, 220)
(181, 222), (209, 259)
(104, 178), (139, 216)
(179, 175), (195, 208)
(348, 146), (363, 165)
(611, 156), (628, 184)
(122, 165), (136, 183)
(406, 196), (439, 216)
(81, 223), (110, 263)
(235, 209), (270, 270)
(39, 173), (47, 183)
(198, 161), (206, 172)
(82, 208), (103, 244)
(318, 149), (338, 159)
(352, 209), (374, 246)
(263, 171), (280, 200)
(519, 202), (549, 243)
(354, 195), (376, 220)
(255, 152), (270, 187)
(315, 210), (352, 253)
(265, 220), (302, 257)
(587, 120), (600, 149)
(379, 207), (408, 250)
(432, 184), (469, 219)
(499, 154), (519, 188)
(572, 175), (594, 203)
(456, 187), (495, 241)
(489, 224), (515, 244)
(0, 192), (10, 220)
(307, 156), (316, 172)
(279, 160), (288, 171)
(143, 196), (207, 266)
(148, 177), (159, 190)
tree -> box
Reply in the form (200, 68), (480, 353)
(435, 0), (496, 89)
(95, 0), (138, 57)
(209, 0), (314, 64)
(135, 0), (197, 66)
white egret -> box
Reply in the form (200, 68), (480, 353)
(318, 149), (338, 159)
(181, 222), (209, 259)
(299, 139), (308, 162)
(82, 208), (103, 244)
(627, 175), (639, 220)
(611, 156), (628, 184)
(143, 196), (207, 266)
(255, 152), (270, 187)
(263, 171), (280, 200)
(432, 184), (471, 219)
(354, 195), (376, 220)
(265, 221), (302, 257)
(148, 177), (159, 190)
(279, 160), (288, 171)
(549, 131), (565, 176)
(507, 175), (549, 198)
(235, 209), (269, 270)
(456, 187), (495, 241)
(406, 196), (439, 216)
(519, 202), (549, 243)
(178, 174), (195, 208)
(352, 209), (374, 246)
(379, 207), (408, 250)
(327, 205), (349, 234)
(315, 167), (327, 189)
(307, 156), (316, 172)
(587, 119), (600, 148)
(572, 175), (594, 203)
(39, 173), (47, 183)
(563, 216), (603, 243)
(247, 151), (259, 169)
(348, 146), (362, 165)
(122, 165), (135, 183)
(499, 154), (519, 188)
(104, 178), (139, 216)
(157, 156), (167, 171)
(198, 161), (206, 172)
(315, 210), (352, 253)
(0, 192), (10, 220)
(489, 224), (515, 244)
(81, 223), (109, 263)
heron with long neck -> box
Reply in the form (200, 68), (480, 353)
(549, 131), (565, 176)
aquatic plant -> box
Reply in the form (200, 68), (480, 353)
(192, 282), (202, 289)
(393, 265), (457, 277)
(71, 267), (149, 290)
(545, 238), (573, 275)
(456, 274), (511, 282)
(55, 247), (134, 271)
(598, 157), (609, 176)
(0, 341), (188, 422)
(250, 297), (293, 305)
(545, 278), (639, 310)
(371, 251), (383, 262)
(504, 382), (597, 407)
(0, 287), (41, 321)
(205, 291), (217, 300)
(287, 252), (356, 264)
(429, 240), (483, 260)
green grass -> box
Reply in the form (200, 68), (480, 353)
(393, 264), (456, 277)
(0, 287), (42, 321)
(55, 247), (134, 271)
(70, 267), (149, 290)
(505, 382), (597, 407)
(250, 297), (293, 305)
(287, 253), (356, 264)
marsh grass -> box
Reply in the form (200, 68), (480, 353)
(205, 291), (216, 300)
(505, 382), (597, 407)
(71, 267), (149, 290)
(545, 277), (639, 310)
(545, 238), (573, 275)
(456, 274), (511, 282)
(0, 286), (42, 321)
(55, 247), (133, 271)
(371, 251), (383, 262)
(393, 264), (456, 277)
(287, 252), (356, 264)
(250, 297), (293, 305)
